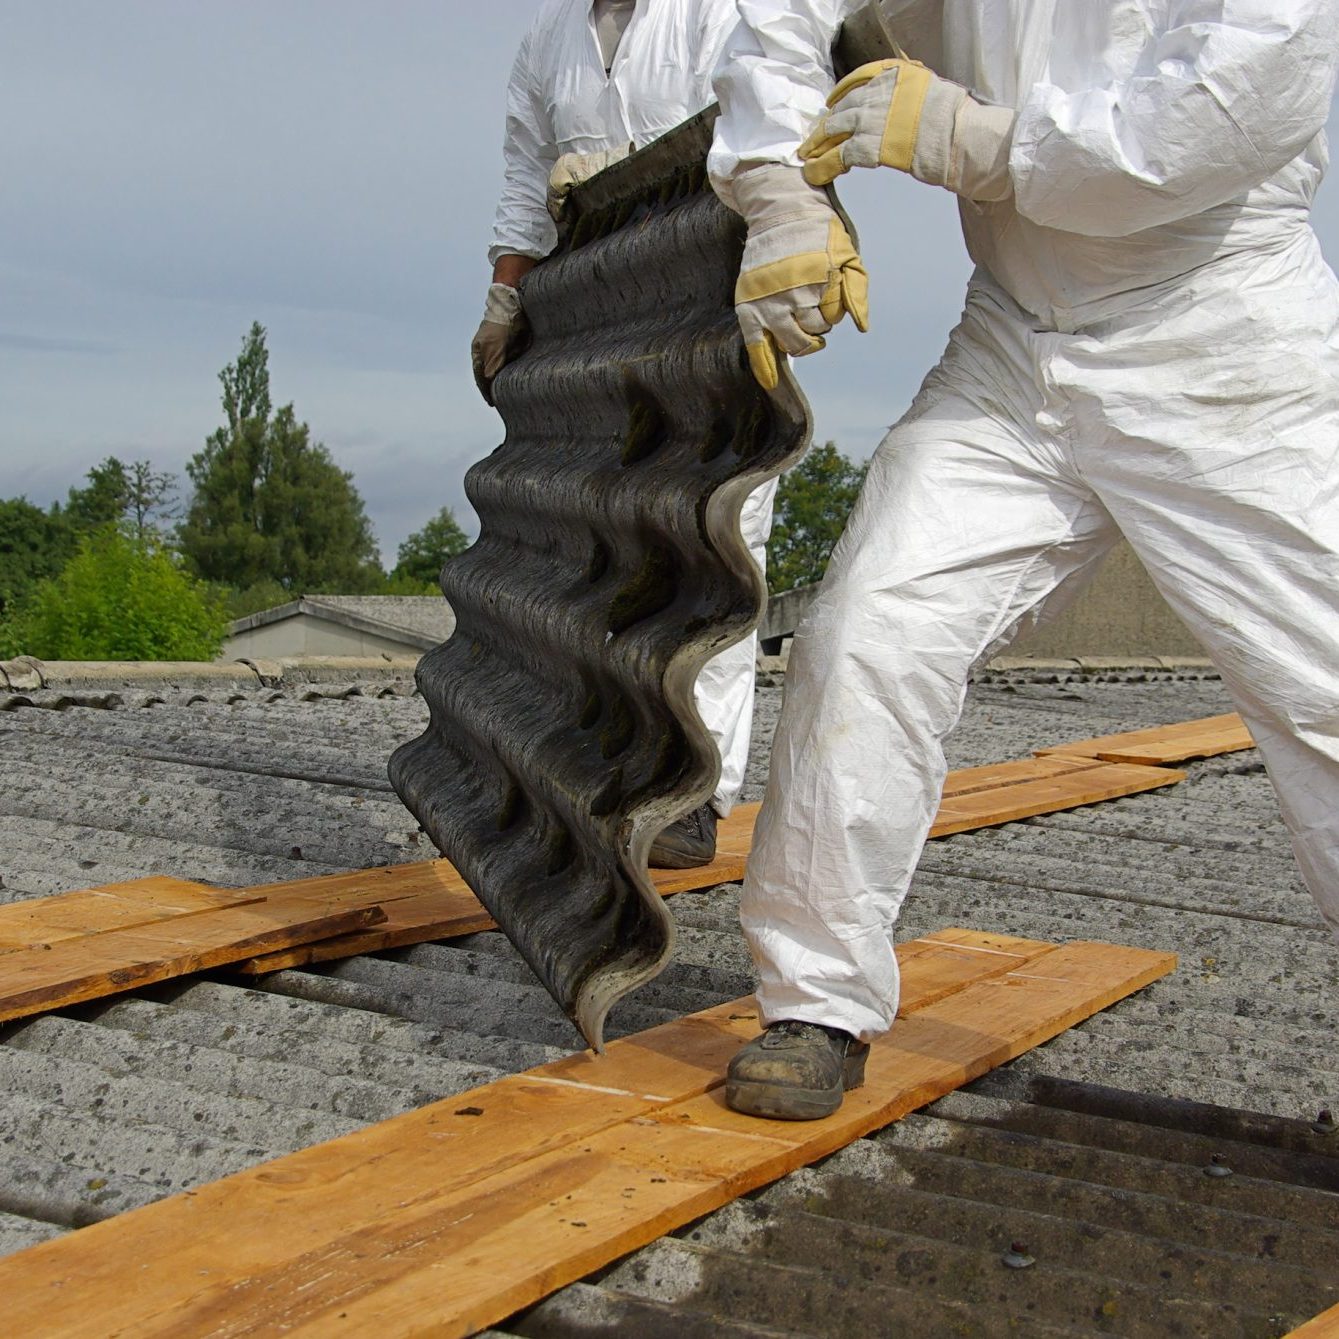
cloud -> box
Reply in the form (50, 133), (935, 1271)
(0, 332), (117, 355)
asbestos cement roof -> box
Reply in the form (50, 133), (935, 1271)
(1, 662), (1335, 1334)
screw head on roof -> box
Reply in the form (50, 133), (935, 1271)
(1312, 1109), (1335, 1136)
(1204, 1154), (1233, 1178)
(1001, 1242), (1036, 1270)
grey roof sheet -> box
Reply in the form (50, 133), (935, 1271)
(1, 667), (1336, 1333)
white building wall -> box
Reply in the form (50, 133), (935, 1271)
(220, 615), (427, 661)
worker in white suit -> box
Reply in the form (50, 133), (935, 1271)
(709, 0), (1339, 1119)
(473, 0), (779, 868)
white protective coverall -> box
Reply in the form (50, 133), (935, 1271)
(490, 0), (778, 817)
(710, 0), (1339, 1039)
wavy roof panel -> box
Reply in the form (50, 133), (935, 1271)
(390, 113), (810, 1048)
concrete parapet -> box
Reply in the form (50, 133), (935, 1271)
(0, 656), (421, 695)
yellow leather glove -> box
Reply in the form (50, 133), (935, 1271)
(730, 165), (869, 392)
(800, 59), (1014, 201)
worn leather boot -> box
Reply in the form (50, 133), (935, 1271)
(726, 1020), (869, 1120)
(648, 803), (717, 869)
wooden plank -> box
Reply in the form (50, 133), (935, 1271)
(244, 755), (1182, 973)
(0, 929), (1050, 1335)
(1037, 711), (1254, 765)
(0, 717), (1191, 1001)
(0, 878), (259, 953)
(930, 761), (1185, 837)
(915, 926), (1058, 957)
(0, 934), (1173, 1337)
(235, 805), (761, 974)
(0, 901), (387, 1024)
(1288, 1304), (1339, 1337)
(938, 754), (1107, 799)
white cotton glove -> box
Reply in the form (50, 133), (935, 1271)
(800, 58), (1015, 202)
(730, 165), (870, 392)
(546, 145), (633, 221)
(471, 282), (527, 406)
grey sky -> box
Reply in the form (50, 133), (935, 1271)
(3, 2), (1337, 565)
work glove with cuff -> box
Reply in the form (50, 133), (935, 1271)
(471, 282), (527, 406)
(546, 144), (632, 221)
(800, 58), (1014, 202)
(730, 164), (869, 392)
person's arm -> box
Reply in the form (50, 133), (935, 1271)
(708, 3), (869, 390)
(1010, 0), (1339, 237)
(488, 26), (561, 267)
(492, 254), (538, 287)
(709, 0), (857, 205)
(475, 27), (556, 405)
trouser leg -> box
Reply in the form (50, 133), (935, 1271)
(1096, 474), (1339, 942)
(1075, 316), (1339, 939)
(696, 477), (778, 816)
(743, 396), (1118, 1040)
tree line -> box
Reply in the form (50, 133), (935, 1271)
(0, 321), (866, 663)
(0, 324), (470, 661)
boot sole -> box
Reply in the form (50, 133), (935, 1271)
(725, 1048), (868, 1121)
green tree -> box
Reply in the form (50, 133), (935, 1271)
(0, 458), (182, 626)
(392, 507), (470, 587)
(178, 323), (382, 593)
(2, 527), (227, 661)
(765, 441), (868, 594)
(0, 498), (71, 617)
(62, 457), (130, 532)
(122, 460), (179, 540)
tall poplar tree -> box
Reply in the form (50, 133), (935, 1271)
(178, 323), (382, 593)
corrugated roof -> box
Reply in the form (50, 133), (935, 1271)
(1, 666), (1336, 1333)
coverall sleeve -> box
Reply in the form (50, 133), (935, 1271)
(1011, 0), (1339, 238)
(708, 0), (857, 199)
(487, 26), (561, 266)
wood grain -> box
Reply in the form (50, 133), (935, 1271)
(0, 877), (253, 952)
(1037, 711), (1254, 765)
(0, 932), (1174, 1338)
(0, 901), (386, 1024)
(235, 806), (760, 973)
(931, 761), (1185, 837)
(1287, 1304), (1339, 1337)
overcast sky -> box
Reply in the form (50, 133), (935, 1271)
(3, 3), (1338, 566)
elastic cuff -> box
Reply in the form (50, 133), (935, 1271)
(486, 243), (549, 267)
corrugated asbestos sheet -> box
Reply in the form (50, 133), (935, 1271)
(1, 669), (1336, 1334)
(391, 113), (810, 1049)
(503, 1071), (1339, 1338)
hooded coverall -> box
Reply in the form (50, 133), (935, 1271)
(489, 0), (776, 818)
(709, 0), (1339, 1040)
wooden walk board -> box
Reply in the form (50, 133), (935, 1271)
(1289, 1304), (1339, 1337)
(1037, 711), (1254, 766)
(0, 930), (1175, 1338)
(931, 760), (1184, 837)
(0, 882), (388, 1025)
(236, 758), (1176, 974)
(0, 877), (261, 952)
(2, 727), (1192, 1011)
(234, 806), (758, 974)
